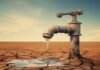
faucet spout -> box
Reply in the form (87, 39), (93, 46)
(43, 26), (68, 39)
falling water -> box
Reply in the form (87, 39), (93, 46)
(45, 38), (50, 51)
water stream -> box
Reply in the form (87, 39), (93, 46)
(45, 38), (49, 51)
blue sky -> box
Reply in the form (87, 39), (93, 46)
(0, 0), (100, 41)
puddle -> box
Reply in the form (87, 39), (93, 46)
(8, 58), (64, 68)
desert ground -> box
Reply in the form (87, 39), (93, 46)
(0, 42), (100, 70)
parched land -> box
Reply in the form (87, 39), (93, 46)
(0, 42), (100, 70)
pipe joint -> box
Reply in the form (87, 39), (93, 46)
(68, 22), (81, 36)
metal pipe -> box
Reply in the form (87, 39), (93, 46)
(43, 9), (83, 61)
(43, 26), (69, 39)
(70, 35), (80, 57)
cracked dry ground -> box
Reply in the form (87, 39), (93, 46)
(0, 42), (100, 70)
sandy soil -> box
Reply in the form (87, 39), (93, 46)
(0, 42), (100, 70)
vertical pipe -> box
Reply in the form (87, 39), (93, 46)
(70, 35), (80, 58)
(72, 15), (77, 22)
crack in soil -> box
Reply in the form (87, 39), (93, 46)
(0, 49), (97, 70)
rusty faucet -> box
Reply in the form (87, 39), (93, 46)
(43, 10), (83, 62)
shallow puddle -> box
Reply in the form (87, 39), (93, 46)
(8, 58), (64, 68)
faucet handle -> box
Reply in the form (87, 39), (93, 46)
(56, 9), (83, 22)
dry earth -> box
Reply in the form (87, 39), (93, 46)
(0, 42), (100, 70)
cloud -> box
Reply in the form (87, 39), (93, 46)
(88, 29), (100, 41)
(89, 29), (100, 34)
(80, 28), (100, 41)
(0, 13), (41, 33)
(13, 0), (44, 17)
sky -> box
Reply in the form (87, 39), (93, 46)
(0, 0), (100, 42)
